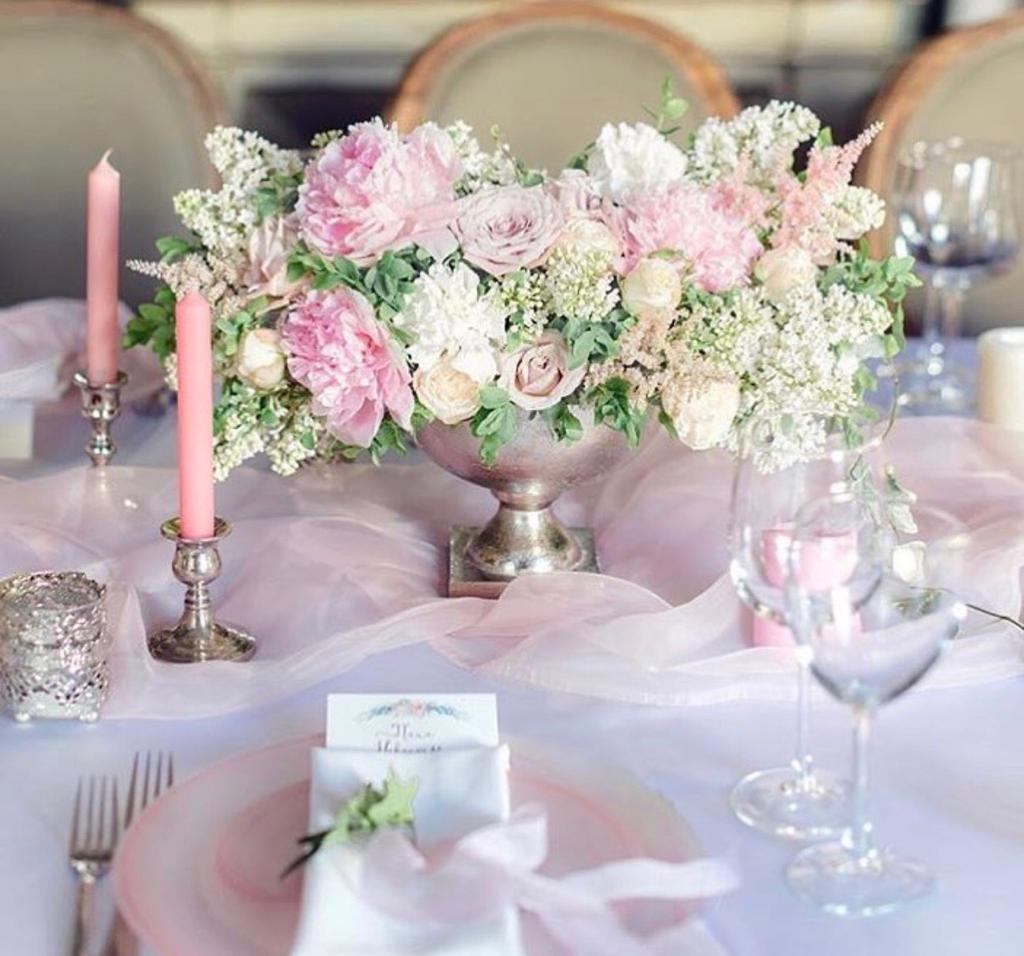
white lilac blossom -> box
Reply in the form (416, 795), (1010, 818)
(543, 246), (619, 324)
(393, 261), (508, 382)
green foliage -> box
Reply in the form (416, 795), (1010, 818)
(213, 297), (269, 362)
(282, 768), (418, 879)
(589, 378), (646, 446)
(287, 243), (423, 321)
(542, 403), (584, 444)
(155, 235), (201, 263)
(123, 283), (177, 359)
(470, 386), (518, 466)
(254, 171), (302, 221)
(561, 307), (632, 369)
(642, 77), (689, 136)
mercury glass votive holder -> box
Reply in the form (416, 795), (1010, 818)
(0, 572), (109, 722)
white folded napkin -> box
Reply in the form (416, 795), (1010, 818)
(290, 745), (521, 956)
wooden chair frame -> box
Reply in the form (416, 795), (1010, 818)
(861, 9), (1024, 199)
(0, 0), (225, 183)
(388, 0), (740, 131)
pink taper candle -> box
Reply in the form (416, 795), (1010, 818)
(86, 151), (121, 385)
(175, 292), (216, 539)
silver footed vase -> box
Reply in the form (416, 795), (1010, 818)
(417, 408), (638, 595)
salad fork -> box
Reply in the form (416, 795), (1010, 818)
(68, 775), (119, 956)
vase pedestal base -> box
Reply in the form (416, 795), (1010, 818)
(447, 525), (599, 598)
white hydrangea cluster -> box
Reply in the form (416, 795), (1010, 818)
(212, 391), (264, 480)
(689, 101), (820, 184)
(826, 185), (887, 241)
(544, 246), (619, 323)
(393, 261), (509, 382)
(682, 282), (891, 469)
(265, 402), (323, 475)
(446, 121), (519, 195)
(589, 121), (688, 202)
(498, 268), (548, 339)
(174, 127), (301, 261)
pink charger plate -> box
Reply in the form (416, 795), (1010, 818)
(113, 735), (703, 956)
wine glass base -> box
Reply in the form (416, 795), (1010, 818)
(786, 840), (934, 917)
(895, 355), (974, 416)
(730, 767), (850, 841)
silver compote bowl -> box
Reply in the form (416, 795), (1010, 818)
(417, 408), (639, 597)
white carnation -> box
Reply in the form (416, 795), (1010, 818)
(589, 122), (688, 203)
(393, 261), (508, 382)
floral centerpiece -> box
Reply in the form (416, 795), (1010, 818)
(127, 85), (917, 480)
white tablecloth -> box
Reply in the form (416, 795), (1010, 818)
(1, 337), (1022, 956)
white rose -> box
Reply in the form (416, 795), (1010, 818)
(236, 328), (286, 390)
(755, 247), (819, 304)
(413, 359), (481, 425)
(554, 218), (620, 261)
(589, 122), (688, 204)
(662, 365), (741, 450)
(621, 257), (682, 319)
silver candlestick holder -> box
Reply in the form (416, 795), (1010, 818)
(73, 370), (128, 467)
(147, 517), (256, 664)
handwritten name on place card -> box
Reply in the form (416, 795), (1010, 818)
(325, 694), (499, 752)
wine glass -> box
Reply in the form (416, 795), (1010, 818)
(784, 493), (966, 917)
(727, 414), (883, 840)
(893, 138), (1021, 414)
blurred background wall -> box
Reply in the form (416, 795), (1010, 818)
(120, 0), (1020, 149)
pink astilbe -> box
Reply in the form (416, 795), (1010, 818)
(616, 185), (763, 293)
(282, 287), (414, 448)
(708, 160), (771, 232)
(772, 123), (882, 261)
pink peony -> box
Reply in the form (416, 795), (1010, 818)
(455, 185), (564, 277)
(245, 214), (304, 300)
(297, 119), (462, 266)
(281, 287), (413, 447)
(615, 185), (763, 293)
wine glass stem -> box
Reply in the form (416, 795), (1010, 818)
(937, 278), (966, 352)
(847, 706), (875, 860)
(794, 655), (814, 789)
(921, 282), (944, 364)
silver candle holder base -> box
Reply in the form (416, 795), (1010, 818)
(147, 517), (256, 664)
(73, 370), (127, 467)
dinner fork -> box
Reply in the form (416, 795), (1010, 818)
(69, 775), (119, 956)
(100, 751), (175, 956)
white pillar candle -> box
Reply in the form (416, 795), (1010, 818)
(978, 328), (1024, 430)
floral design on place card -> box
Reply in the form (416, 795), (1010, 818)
(326, 694), (499, 752)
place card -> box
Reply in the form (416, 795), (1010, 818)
(325, 693), (499, 752)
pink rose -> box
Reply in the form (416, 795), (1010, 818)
(455, 185), (564, 277)
(498, 332), (586, 411)
(551, 169), (614, 223)
(282, 287), (413, 447)
(614, 185), (763, 293)
(245, 215), (303, 300)
(297, 119), (462, 267)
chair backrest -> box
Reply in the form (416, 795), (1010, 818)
(861, 11), (1024, 333)
(0, 0), (224, 307)
(389, 1), (738, 173)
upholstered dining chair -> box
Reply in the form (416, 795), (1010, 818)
(861, 10), (1024, 333)
(0, 0), (224, 307)
(389, 1), (739, 173)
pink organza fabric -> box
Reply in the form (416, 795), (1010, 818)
(1, 417), (1021, 718)
(346, 804), (739, 956)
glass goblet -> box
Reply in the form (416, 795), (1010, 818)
(727, 414), (883, 840)
(784, 493), (966, 917)
(893, 138), (1021, 414)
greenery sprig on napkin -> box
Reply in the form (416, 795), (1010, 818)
(282, 767), (419, 879)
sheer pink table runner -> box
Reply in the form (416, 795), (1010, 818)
(0, 417), (1020, 718)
